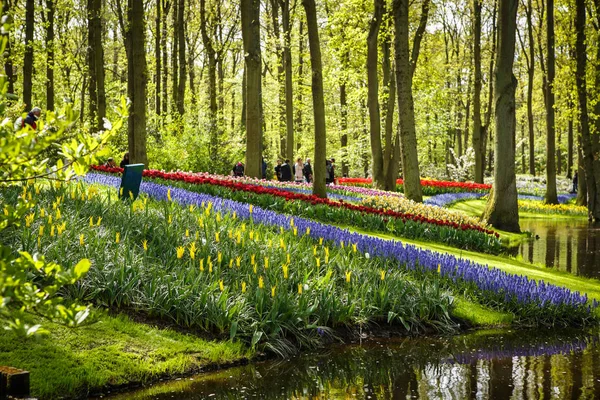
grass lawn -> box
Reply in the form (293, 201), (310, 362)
(0, 312), (251, 400)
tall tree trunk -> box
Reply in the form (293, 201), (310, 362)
(270, 0), (286, 158)
(544, 0), (558, 203)
(473, 0), (483, 182)
(23, 0), (34, 110)
(483, 0), (498, 175)
(171, 0), (179, 113)
(303, 0), (326, 198)
(46, 0), (55, 111)
(567, 105), (573, 178)
(295, 20), (305, 153)
(483, 0), (520, 232)
(155, 0), (161, 115)
(87, 0), (106, 131)
(368, 0), (385, 188)
(126, 0), (148, 166)
(282, 0), (294, 162)
(161, 0), (170, 115)
(340, 79), (349, 176)
(200, 0), (218, 164)
(3, 0), (14, 95)
(526, 0), (535, 176)
(176, 0), (185, 115)
(241, 0), (263, 178)
(394, 0), (422, 202)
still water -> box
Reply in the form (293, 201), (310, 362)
(510, 219), (600, 279)
(102, 329), (600, 399)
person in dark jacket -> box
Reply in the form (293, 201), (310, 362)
(275, 159), (282, 181)
(232, 162), (245, 177)
(280, 159), (292, 182)
(303, 158), (313, 183)
(262, 157), (267, 179)
(120, 152), (130, 168)
(15, 107), (41, 131)
(573, 172), (578, 193)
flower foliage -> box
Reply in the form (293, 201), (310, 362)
(337, 177), (492, 195)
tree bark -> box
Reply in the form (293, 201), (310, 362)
(241, 0), (263, 178)
(155, 0), (161, 115)
(23, 0), (34, 110)
(171, 0), (179, 113)
(87, 0), (106, 131)
(472, 0), (483, 182)
(303, 0), (327, 198)
(3, 0), (14, 95)
(483, 0), (520, 232)
(281, 0), (294, 161)
(340, 78), (349, 176)
(46, 0), (55, 111)
(544, 0), (558, 204)
(567, 104), (573, 178)
(295, 20), (304, 153)
(367, 0), (385, 188)
(176, 0), (185, 116)
(394, 0), (422, 202)
(525, 0), (535, 176)
(482, 0), (498, 175)
(161, 0), (170, 115)
(126, 0), (148, 166)
(200, 0), (219, 163)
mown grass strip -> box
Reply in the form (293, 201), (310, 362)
(0, 312), (250, 400)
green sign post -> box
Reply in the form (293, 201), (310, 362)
(119, 163), (144, 200)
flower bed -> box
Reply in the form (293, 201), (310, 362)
(362, 195), (491, 231)
(78, 173), (595, 327)
(518, 200), (588, 216)
(337, 177), (492, 195)
(424, 192), (487, 208)
(91, 165), (502, 253)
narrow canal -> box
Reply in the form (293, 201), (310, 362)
(510, 219), (600, 279)
(100, 329), (599, 399)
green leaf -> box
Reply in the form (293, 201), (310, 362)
(74, 259), (92, 278)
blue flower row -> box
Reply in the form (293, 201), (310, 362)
(84, 173), (594, 320)
(424, 192), (487, 208)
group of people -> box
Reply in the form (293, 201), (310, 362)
(275, 158), (313, 183)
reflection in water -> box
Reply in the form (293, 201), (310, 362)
(101, 330), (600, 399)
(511, 219), (600, 279)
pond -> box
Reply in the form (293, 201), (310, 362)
(100, 329), (599, 399)
(509, 219), (600, 279)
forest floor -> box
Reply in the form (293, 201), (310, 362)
(0, 312), (251, 399)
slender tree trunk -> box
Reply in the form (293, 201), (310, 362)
(23, 0), (34, 110)
(46, 0), (55, 111)
(87, 0), (105, 131)
(473, 0), (483, 182)
(483, 0), (498, 175)
(161, 0), (170, 115)
(340, 79), (349, 176)
(526, 0), (536, 176)
(3, 0), (14, 95)
(241, 0), (263, 178)
(382, 25), (398, 192)
(200, 0), (219, 164)
(394, 0), (422, 202)
(368, 0), (385, 188)
(126, 0), (148, 166)
(176, 0), (185, 115)
(171, 0), (179, 113)
(483, 0), (520, 232)
(295, 20), (304, 152)
(270, 0), (286, 158)
(188, 48), (196, 108)
(544, 0), (558, 203)
(155, 0), (161, 115)
(303, 0), (326, 198)
(282, 0), (294, 162)
(567, 106), (573, 178)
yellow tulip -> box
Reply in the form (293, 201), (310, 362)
(236, 231), (241, 245)
(217, 252), (222, 263)
(325, 254), (329, 264)
(249, 204), (253, 214)
(293, 227), (298, 236)
(215, 232), (220, 243)
(233, 211), (237, 219)
(142, 239), (148, 251)
(283, 264), (288, 279)
(177, 246), (185, 259)
(258, 276), (264, 289)
(168, 215), (172, 224)
(39, 226), (44, 236)
(189, 204), (195, 212)
(186, 229), (190, 237)
(236, 256), (241, 267)
(89, 216), (94, 227)
(167, 189), (172, 201)
(305, 227), (310, 236)
(287, 253), (290, 264)
(40, 208), (45, 218)
(319, 237), (323, 245)
(345, 271), (352, 283)
(437, 264), (441, 274)
(216, 213), (221, 223)
(253, 264), (257, 274)
(242, 281), (247, 293)
(229, 259), (233, 268)
(228, 230), (233, 239)
(209, 262), (213, 273)
(57, 223), (66, 235)
(200, 259), (204, 272)
(280, 238), (285, 249)
(48, 215), (53, 225)
(79, 234), (85, 245)
(352, 244), (357, 253)
(55, 208), (61, 220)
(219, 280), (224, 292)
(249, 231), (254, 240)
(271, 286), (276, 297)
(289, 218), (294, 227)
(195, 231), (199, 240)
(251, 254), (255, 265)
(96, 217), (102, 226)
(380, 270), (386, 281)
(25, 213), (34, 227)
(315, 258), (320, 267)
(116, 232), (120, 244)
(241, 223), (246, 232)
(50, 225), (55, 237)
(340, 240), (345, 248)
(313, 245), (317, 256)
(298, 284), (303, 295)
(37, 237), (40, 248)
(264, 257), (269, 269)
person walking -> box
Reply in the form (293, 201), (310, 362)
(14, 107), (41, 131)
(325, 159), (333, 184)
(281, 159), (292, 182)
(303, 158), (313, 183)
(294, 158), (304, 183)
(262, 157), (268, 180)
(573, 172), (578, 193)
